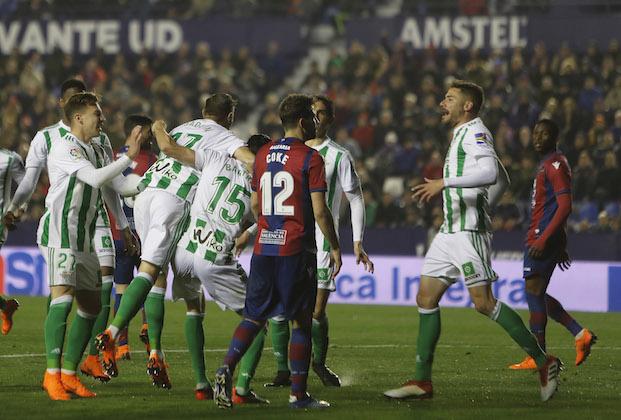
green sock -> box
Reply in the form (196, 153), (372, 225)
(236, 327), (266, 395)
(88, 280), (113, 356)
(184, 313), (209, 386)
(63, 310), (97, 372)
(44, 298), (73, 369)
(414, 307), (441, 381)
(46, 295), (51, 314)
(269, 318), (290, 372)
(111, 275), (153, 331)
(0, 296), (6, 309)
(492, 301), (547, 367)
(311, 316), (329, 365)
(145, 288), (165, 352)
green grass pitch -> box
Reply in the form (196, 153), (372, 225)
(1, 296), (620, 419)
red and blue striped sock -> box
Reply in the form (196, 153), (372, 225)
(223, 319), (262, 372)
(526, 292), (548, 350)
(289, 326), (312, 399)
(546, 294), (583, 336)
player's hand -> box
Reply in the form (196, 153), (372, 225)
(122, 227), (140, 256)
(234, 230), (252, 257)
(3, 210), (18, 230)
(151, 120), (167, 134)
(412, 178), (444, 204)
(330, 248), (342, 280)
(124, 125), (143, 159)
(528, 237), (546, 259)
(556, 249), (572, 271)
(353, 241), (374, 273)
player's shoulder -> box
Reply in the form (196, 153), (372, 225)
(544, 151), (570, 171)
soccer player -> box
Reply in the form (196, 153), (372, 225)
(5, 79), (137, 383)
(151, 124), (271, 401)
(96, 93), (255, 385)
(0, 139), (25, 335)
(38, 92), (143, 400)
(384, 80), (561, 402)
(509, 119), (596, 370)
(213, 93), (342, 410)
(257, 95), (374, 387)
(110, 115), (158, 361)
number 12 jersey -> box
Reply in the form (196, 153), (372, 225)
(252, 137), (326, 256)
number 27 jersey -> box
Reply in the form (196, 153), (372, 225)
(252, 137), (326, 256)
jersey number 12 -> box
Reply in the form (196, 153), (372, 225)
(260, 171), (294, 216)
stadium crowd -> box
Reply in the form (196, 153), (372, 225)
(2, 36), (621, 233)
(289, 39), (621, 233)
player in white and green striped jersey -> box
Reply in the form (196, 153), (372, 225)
(260, 95), (374, 388)
(6, 79), (137, 383)
(39, 92), (144, 400)
(96, 93), (255, 384)
(386, 80), (560, 402)
(0, 144), (25, 336)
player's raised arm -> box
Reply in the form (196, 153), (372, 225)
(151, 120), (197, 167)
(232, 146), (255, 167)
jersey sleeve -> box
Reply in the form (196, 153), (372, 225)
(546, 158), (571, 196)
(213, 127), (247, 157)
(194, 148), (221, 171)
(99, 133), (114, 162)
(309, 151), (327, 193)
(462, 129), (497, 159)
(337, 151), (360, 192)
(10, 152), (25, 184)
(51, 140), (94, 175)
(24, 131), (48, 168)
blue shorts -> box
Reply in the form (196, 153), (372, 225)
(243, 251), (317, 321)
(523, 249), (556, 281)
(114, 239), (140, 285)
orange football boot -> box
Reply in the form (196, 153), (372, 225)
(80, 354), (111, 382)
(95, 330), (118, 377)
(575, 328), (597, 366)
(42, 371), (71, 401)
(61, 373), (96, 397)
(1, 298), (19, 335)
(508, 356), (538, 370)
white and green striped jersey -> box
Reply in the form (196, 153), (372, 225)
(177, 149), (253, 265)
(441, 117), (497, 233)
(0, 149), (25, 245)
(92, 133), (114, 228)
(140, 119), (246, 203)
(310, 137), (360, 251)
(25, 119), (113, 229)
(37, 132), (109, 251)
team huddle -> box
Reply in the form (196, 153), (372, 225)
(0, 78), (595, 408)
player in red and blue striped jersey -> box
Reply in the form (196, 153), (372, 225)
(510, 119), (596, 370)
(214, 94), (342, 410)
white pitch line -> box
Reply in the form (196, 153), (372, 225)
(1, 343), (619, 358)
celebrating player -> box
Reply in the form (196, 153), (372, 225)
(38, 92), (143, 400)
(213, 93), (342, 409)
(0, 134), (25, 335)
(96, 93), (255, 386)
(254, 95), (373, 387)
(509, 119), (596, 370)
(152, 123), (271, 401)
(110, 115), (158, 361)
(384, 80), (561, 402)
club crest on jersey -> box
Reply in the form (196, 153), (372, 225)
(69, 148), (82, 160)
(474, 132), (490, 145)
(552, 161), (561, 170)
(462, 261), (480, 280)
(259, 229), (287, 245)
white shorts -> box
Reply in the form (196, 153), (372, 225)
(172, 247), (247, 312)
(134, 189), (191, 268)
(93, 226), (115, 268)
(316, 249), (335, 291)
(421, 231), (497, 288)
(40, 246), (101, 291)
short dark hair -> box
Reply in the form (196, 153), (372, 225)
(536, 118), (559, 141)
(450, 80), (484, 114)
(247, 134), (271, 155)
(64, 92), (99, 121)
(202, 93), (238, 119)
(312, 95), (335, 120)
(124, 114), (153, 137)
(279, 94), (314, 130)
(61, 78), (86, 97)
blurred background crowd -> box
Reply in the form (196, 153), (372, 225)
(1, 0), (621, 235)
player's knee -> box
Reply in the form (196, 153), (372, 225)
(525, 276), (546, 295)
(416, 292), (438, 309)
(472, 298), (495, 316)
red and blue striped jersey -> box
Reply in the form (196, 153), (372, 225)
(252, 137), (327, 256)
(526, 151), (571, 246)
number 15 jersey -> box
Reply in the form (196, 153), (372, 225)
(252, 137), (327, 257)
